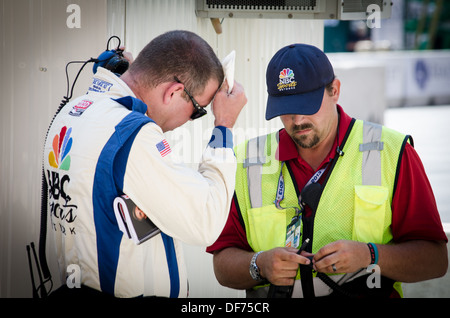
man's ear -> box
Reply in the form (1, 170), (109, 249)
(163, 82), (184, 105)
(331, 78), (341, 101)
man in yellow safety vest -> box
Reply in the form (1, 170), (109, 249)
(207, 43), (448, 298)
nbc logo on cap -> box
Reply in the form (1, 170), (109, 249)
(277, 68), (297, 91)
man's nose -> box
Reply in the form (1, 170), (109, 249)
(291, 114), (306, 125)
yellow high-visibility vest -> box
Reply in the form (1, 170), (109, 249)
(234, 119), (410, 297)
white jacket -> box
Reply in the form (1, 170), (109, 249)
(44, 68), (236, 297)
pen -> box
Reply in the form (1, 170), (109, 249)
(296, 238), (310, 255)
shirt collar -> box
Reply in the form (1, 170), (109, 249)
(276, 105), (352, 165)
(112, 96), (148, 114)
(88, 67), (136, 98)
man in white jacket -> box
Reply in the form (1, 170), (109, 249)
(43, 30), (246, 297)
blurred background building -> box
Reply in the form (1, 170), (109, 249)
(325, 0), (450, 52)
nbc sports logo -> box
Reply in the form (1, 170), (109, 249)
(49, 126), (72, 171)
(277, 68), (297, 91)
(279, 68), (294, 82)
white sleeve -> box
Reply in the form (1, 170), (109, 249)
(122, 124), (236, 246)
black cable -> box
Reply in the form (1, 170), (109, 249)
(107, 35), (121, 51)
(266, 266), (358, 298)
(26, 245), (39, 298)
(315, 272), (357, 298)
(60, 59), (97, 109)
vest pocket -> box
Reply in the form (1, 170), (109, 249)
(247, 205), (288, 251)
(352, 185), (389, 243)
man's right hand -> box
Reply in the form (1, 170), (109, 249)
(211, 80), (247, 129)
(257, 247), (311, 286)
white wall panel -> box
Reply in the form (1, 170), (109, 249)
(1, 0), (108, 297)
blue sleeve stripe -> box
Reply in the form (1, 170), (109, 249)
(160, 233), (180, 298)
(93, 108), (181, 297)
(208, 126), (233, 149)
(93, 111), (153, 295)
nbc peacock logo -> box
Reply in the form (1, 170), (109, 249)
(277, 68), (297, 91)
(279, 68), (294, 80)
(49, 126), (73, 171)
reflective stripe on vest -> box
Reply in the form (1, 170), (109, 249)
(243, 134), (267, 209)
(360, 121), (384, 186)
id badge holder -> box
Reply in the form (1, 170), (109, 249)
(285, 208), (302, 248)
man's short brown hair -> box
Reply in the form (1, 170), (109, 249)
(129, 30), (224, 98)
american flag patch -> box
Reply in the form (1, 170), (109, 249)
(156, 139), (171, 157)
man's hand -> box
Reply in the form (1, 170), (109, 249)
(118, 46), (134, 64)
(312, 240), (371, 274)
(212, 80), (247, 129)
(258, 247), (311, 286)
(312, 239), (448, 283)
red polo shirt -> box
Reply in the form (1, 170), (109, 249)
(207, 106), (447, 254)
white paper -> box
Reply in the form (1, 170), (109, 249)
(222, 50), (235, 94)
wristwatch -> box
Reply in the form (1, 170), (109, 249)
(249, 251), (264, 281)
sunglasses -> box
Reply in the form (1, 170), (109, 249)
(174, 77), (207, 120)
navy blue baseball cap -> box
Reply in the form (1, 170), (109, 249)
(265, 44), (335, 120)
